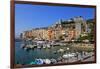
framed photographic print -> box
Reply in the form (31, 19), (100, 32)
(11, 0), (96, 68)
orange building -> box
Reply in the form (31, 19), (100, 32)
(47, 29), (53, 40)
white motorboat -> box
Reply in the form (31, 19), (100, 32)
(37, 46), (41, 49)
(62, 53), (76, 58)
(57, 48), (64, 53)
(43, 44), (46, 48)
(46, 44), (51, 48)
(50, 59), (57, 63)
(43, 59), (51, 64)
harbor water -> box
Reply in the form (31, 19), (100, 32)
(15, 41), (67, 64)
(15, 41), (94, 65)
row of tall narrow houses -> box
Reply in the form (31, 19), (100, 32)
(20, 16), (91, 41)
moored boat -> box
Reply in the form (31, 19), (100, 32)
(43, 59), (51, 64)
(62, 53), (76, 59)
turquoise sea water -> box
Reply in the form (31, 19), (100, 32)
(15, 42), (64, 64)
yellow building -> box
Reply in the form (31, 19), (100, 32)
(22, 16), (87, 41)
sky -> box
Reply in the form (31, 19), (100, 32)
(15, 4), (95, 37)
